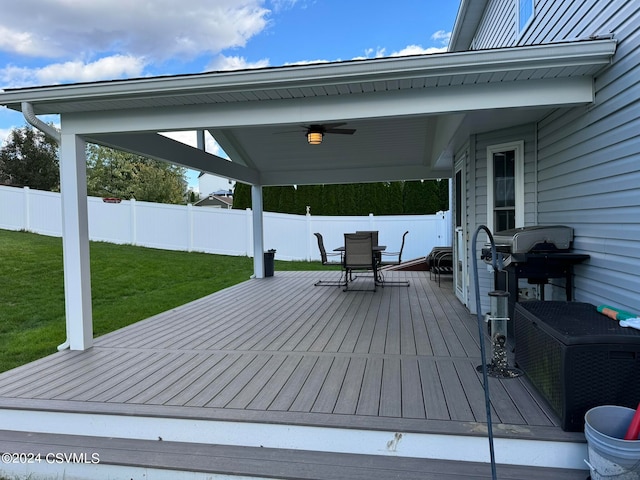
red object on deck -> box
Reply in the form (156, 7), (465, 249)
(624, 403), (640, 440)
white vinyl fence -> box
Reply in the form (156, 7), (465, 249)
(0, 185), (451, 262)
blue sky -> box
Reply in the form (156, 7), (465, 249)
(0, 0), (460, 191)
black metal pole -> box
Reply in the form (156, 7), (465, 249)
(472, 225), (499, 480)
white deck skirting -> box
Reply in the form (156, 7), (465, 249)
(0, 409), (587, 469)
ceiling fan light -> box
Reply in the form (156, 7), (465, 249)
(307, 131), (323, 145)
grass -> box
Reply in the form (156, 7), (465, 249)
(0, 229), (332, 374)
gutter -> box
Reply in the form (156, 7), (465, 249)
(21, 102), (69, 350)
(21, 102), (61, 144)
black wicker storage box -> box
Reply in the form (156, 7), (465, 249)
(514, 301), (640, 432)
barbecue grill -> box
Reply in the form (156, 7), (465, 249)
(482, 225), (589, 322)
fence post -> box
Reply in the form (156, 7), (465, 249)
(306, 209), (313, 261)
(245, 208), (253, 257)
(130, 198), (137, 246)
(187, 203), (194, 252)
(23, 186), (30, 232)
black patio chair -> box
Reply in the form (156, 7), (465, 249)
(314, 232), (342, 265)
(343, 232), (377, 292)
(428, 247), (453, 286)
(313, 232), (343, 286)
(380, 230), (409, 266)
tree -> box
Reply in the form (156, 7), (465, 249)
(86, 144), (187, 204)
(0, 126), (59, 191)
(436, 179), (450, 211)
(231, 180), (448, 215)
(232, 182), (251, 209)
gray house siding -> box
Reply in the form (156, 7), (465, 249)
(473, 0), (630, 49)
(464, 124), (537, 314)
(537, 3), (640, 312)
(472, 0), (515, 49)
(461, 0), (640, 313)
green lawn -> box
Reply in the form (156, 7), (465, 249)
(0, 229), (332, 374)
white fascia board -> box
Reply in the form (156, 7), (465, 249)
(449, 0), (489, 52)
(86, 132), (260, 185)
(0, 40), (615, 115)
(62, 76), (594, 135)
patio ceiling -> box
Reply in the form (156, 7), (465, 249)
(0, 38), (616, 186)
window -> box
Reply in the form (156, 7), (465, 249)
(487, 141), (524, 233)
(517, 0), (534, 34)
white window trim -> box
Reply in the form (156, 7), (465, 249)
(486, 140), (525, 233)
(516, 0), (535, 38)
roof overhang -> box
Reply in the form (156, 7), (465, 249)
(449, 0), (489, 52)
(0, 39), (616, 186)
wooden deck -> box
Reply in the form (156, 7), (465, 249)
(0, 271), (589, 478)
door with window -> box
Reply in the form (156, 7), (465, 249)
(454, 157), (467, 304)
(487, 141), (524, 234)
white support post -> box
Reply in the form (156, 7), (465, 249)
(59, 132), (93, 351)
(251, 185), (265, 278)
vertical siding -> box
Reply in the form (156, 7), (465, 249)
(536, 1), (640, 311)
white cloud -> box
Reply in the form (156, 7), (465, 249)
(390, 44), (448, 56)
(0, 26), (52, 57)
(0, 1), (270, 61)
(358, 30), (452, 60)
(1, 55), (147, 88)
(432, 30), (452, 46)
(206, 55), (271, 72)
(0, 126), (13, 147)
(283, 58), (332, 66)
(269, 0), (300, 12)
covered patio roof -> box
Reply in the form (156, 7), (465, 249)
(1, 38), (616, 186)
(0, 38), (617, 351)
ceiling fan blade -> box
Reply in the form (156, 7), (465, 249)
(325, 128), (356, 135)
(274, 129), (305, 134)
(319, 122), (347, 129)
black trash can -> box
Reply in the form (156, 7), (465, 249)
(264, 249), (276, 277)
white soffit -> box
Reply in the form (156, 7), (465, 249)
(0, 39), (616, 185)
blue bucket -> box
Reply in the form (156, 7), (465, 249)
(584, 406), (640, 479)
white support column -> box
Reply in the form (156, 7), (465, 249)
(251, 185), (265, 278)
(59, 132), (93, 351)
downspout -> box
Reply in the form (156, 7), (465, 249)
(21, 102), (69, 350)
(21, 102), (61, 144)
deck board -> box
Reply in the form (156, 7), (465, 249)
(333, 356), (367, 415)
(418, 358), (450, 420)
(0, 271), (585, 446)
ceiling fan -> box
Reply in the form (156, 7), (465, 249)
(279, 123), (356, 144)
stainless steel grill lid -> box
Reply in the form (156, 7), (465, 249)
(492, 225), (573, 254)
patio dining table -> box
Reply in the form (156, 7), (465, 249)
(333, 243), (411, 288)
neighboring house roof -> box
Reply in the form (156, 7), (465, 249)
(0, 39), (615, 187)
(194, 195), (233, 208)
